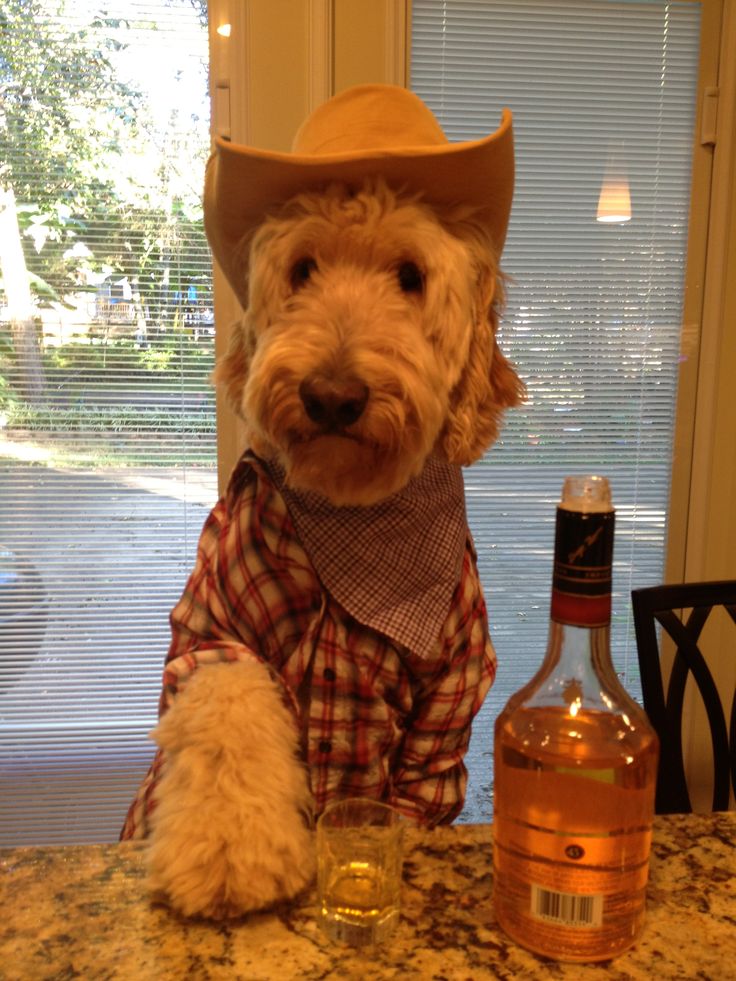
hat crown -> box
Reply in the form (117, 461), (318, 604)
(205, 84), (514, 307)
(292, 84), (449, 156)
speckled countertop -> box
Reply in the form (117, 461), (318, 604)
(1, 812), (734, 981)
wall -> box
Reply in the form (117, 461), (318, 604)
(688, 0), (736, 583)
(683, 0), (736, 807)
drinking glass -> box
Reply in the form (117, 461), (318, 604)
(316, 797), (403, 946)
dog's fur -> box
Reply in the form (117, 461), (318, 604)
(216, 179), (522, 506)
(145, 178), (523, 919)
(147, 661), (313, 919)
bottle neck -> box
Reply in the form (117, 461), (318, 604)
(550, 506), (614, 629)
(542, 620), (620, 699)
(527, 505), (625, 711)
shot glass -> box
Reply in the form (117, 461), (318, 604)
(316, 797), (404, 946)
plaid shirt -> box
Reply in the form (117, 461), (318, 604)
(121, 452), (496, 839)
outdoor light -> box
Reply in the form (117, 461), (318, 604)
(217, 23), (232, 37)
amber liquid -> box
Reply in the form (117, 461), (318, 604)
(493, 705), (658, 962)
(320, 861), (400, 946)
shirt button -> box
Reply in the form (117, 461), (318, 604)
(318, 740), (332, 754)
(323, 668), (336, 682)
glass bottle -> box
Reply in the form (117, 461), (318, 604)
(492, 475), (659, 962)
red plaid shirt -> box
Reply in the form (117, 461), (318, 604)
(121, 452), (496, 839)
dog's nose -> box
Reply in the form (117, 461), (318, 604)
(299, 377), (369, 429)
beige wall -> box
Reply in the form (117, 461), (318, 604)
(686, 26), (736, 579)
(333, 0), (407, 91)
(689, 10), (736, 584)
(683, 1), (736, 806)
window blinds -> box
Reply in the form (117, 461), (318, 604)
(411, 0), (702, 818)
(0, 0), (215, 844)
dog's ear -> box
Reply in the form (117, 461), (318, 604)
(211, 316), (255, 417)
(209, 222), (260, 417)
(438, 262), (525, 465)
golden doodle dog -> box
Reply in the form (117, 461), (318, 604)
(122, 84), (524, 920)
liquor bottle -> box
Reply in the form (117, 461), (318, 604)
(492, 475), (659, 962)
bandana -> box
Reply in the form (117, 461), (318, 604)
(265, 456), (469, 660)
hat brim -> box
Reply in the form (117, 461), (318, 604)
(204, 109), (514, 307)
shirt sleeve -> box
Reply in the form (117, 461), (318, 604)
(389, 548), (497, 826)
(157, 506), (268, 711)
(120, 478), (300, 841)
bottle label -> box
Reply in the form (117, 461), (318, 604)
(493, 736), (657, 959)
(530, 883), (604, 928)
(494, 813), (652, 956)
(550, 509), (614, 627)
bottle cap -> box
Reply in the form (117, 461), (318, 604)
(560, 475), (613, 513)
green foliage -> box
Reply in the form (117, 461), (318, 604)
(0, 0), (142, 213)
(0, 0), (210, 310)
(0, 369), (13, 407)
(3, 401), (215, 437)
(38, 335), (214, 386)
(139, 348), (175, 373)
(1, 332), (216, 468)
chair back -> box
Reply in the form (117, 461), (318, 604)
(631, 580), (736, 813)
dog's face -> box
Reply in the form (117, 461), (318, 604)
(215, 179), (524, 506)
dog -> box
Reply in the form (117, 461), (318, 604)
(122, 85), (523, 921)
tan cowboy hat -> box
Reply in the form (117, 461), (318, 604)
(204, 83), (514, 307)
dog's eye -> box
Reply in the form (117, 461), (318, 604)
(290, 257), (317, 290)
(397, 262), (424, 294)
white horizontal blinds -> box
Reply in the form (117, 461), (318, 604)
(411, 1), (701, 818)
(0, 0), (215, 843)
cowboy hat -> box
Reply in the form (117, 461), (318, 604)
(204, 83), (514, 307)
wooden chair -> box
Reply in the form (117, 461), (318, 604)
(631, 580), (736, 813)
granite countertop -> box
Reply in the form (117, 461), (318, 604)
(1, 811), (734, 981)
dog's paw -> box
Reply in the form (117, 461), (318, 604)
(148, 813), (315, 920)
(147, 659), (315, 919)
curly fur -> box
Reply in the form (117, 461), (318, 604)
(215, 179), (524, 505)
(147, 661), (314, 920)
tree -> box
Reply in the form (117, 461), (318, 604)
(0, 0), (142, 398)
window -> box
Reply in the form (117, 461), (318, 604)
(2, 1), (728, 841)
(0, 0), (215, 844)
(410, 0), (717, 818)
